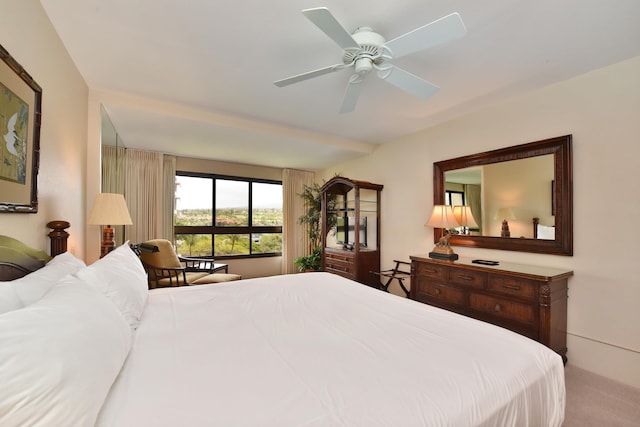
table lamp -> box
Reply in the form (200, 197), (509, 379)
(495, 207), (515, 237)
(452, 205), (478, 234)
(88, 193), (133, 257)
(426, 205), (460, 260)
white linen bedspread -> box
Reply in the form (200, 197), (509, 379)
(97, 272), (565, 427)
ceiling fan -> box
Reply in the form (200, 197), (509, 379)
(274, 7), (467, 113)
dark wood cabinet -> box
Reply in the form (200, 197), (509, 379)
(410, 255), (573, 362)
(320, 177), (383, 287)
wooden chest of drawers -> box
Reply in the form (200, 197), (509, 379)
(410, 255), (573, 362)
(324, 248), (380, 286)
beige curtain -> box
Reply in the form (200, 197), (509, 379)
(162, 155), (176, 243)
(101, 145), (127, 242)
(125, 149), (164, 243)
(101, 145), (126, 194)
(465, 184), (482, 234)
(282, 169), (315, 274)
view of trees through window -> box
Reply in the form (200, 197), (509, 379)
(175, 174), (283, 257)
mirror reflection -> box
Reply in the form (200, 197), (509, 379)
(444, 154), (554, 239)
(433, 135), (573, 256)
(100, 106), (127, 242)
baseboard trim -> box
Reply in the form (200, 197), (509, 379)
(567, 334), (640, 389)
(567, 331), (640, 354)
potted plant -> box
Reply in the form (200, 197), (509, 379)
(294, 246), (322, 272)
(294, 181), (337, 272)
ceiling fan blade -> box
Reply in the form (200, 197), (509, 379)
(339, 75), (365, 114)
(274, 64), (343, 87)
(302, 7), (360, 50)
(384, 12), (466, 59)
(378, 65), (439, 100)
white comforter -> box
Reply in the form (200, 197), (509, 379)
(97, 272), (565, 426)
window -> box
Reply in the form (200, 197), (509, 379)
(174, 173), (283, 258)
(445, 190), (465, 207)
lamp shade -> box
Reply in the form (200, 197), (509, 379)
(453, 205), (479, 228)
(426, 205), (460, 229)
(88, 193), (132, 226)
(494, 207), (516, 221)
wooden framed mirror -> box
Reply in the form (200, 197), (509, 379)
(433, 135), (573, 255)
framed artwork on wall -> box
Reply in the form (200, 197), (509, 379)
(0, 43), (42, 213)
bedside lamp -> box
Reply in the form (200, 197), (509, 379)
(426, 205), (460, 261)
(495, 207), (515, 238)
(88, 193), (132, 257)
(452, 205), (478, 235)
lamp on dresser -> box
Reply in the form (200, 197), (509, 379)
(88, 193), (132, 258)
(495, 207), (516, 237)
(452, 205), (478, 235)
(425, 205), (460, 261)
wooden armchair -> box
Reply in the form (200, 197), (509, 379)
(136, 239), (239, 289)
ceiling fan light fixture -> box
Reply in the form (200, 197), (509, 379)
(354, 57), (373, 74)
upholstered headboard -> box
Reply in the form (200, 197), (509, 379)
(0, 221), (70, 281)
(0, 246), (47, 281)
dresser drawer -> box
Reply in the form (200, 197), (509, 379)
(326, 267), (356, 281)
(487, 275), (537, 301)
(413, 280), (465, 306)
(325, 251), (355, 263)
(447, 267), (486, 289)
(469, 293), (535, 324)
(325, 258), (355, 273)
(414, 262), (447, 281)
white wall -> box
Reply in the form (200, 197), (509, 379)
(320, 56), (640, 388)
(0, 0), (88, 257)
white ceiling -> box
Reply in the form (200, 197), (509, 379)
(40, 0), (640, 171)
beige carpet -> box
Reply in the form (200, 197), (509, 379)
(564, 365), (640, 426)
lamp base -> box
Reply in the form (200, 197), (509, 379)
(429, 251), (459, 261)
(430, 230), (458, 261)
(501, 220), (511, 238)
(100, 226), (115, 258)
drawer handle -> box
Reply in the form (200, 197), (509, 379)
(424, 268), (437, 274)
(494, 303), (502, 312)
(457, 275), (474, 281)
(434, 288), (441, 295)
(502, 284), (521, 291)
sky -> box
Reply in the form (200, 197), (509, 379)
(175, 176), (282, 210)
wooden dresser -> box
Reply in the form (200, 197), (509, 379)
(410, 255), (573, 362)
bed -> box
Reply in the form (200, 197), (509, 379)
(0, 231), (566, 426)
(533, 217), (556, 240)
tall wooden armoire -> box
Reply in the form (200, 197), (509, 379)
(320, 176), (383, 287)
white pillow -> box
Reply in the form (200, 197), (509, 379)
(0, 273), (132, 426)
(537, 224), (556, 240)
(0, 251), (86, 314)
(0, 289), (22, 315)
(76, 241), (148, 329)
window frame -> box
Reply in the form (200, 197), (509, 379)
(445, 190), (465, 207)
(175, 171), (283, 259)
